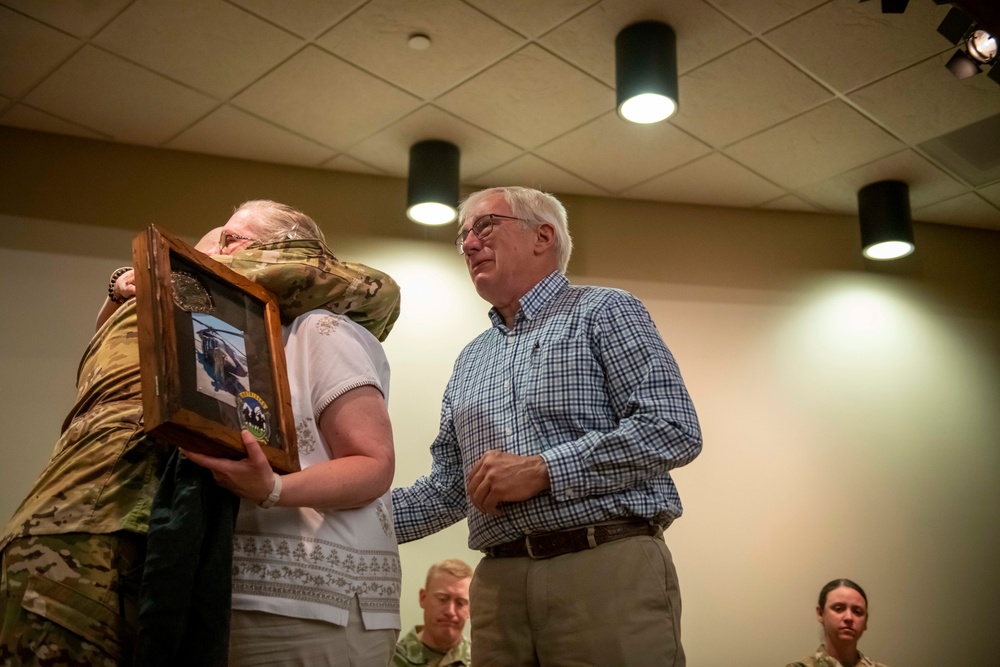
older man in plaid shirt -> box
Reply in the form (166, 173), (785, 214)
(392, 186), (702, 667)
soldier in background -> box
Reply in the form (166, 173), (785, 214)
(785, 579), (891, 667)
(392, 559), (473, 667)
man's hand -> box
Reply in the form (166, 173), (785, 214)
(467, 450), (550, 515)
(181, 430), (276, 504)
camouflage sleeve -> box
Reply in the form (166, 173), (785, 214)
(213, 239), (401, 341)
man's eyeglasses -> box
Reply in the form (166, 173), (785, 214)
(455, 214), (525, 254)
(219, 231), (256, 252)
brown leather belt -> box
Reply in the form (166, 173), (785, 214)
(483, 519), (660, 560)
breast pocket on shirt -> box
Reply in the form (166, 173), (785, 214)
(523, 336), (615, 441)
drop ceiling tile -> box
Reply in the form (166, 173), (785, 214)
(0, 7), (80, 97)
(541, 0), (749, 84)
(623, 152), (785, 206)
(470, 154), (609, 197)
(465, 0), (599, 38)
(23, 45), (217, 144)
(1, 0), (130, 38)
(671, 40), (831, 148)
(0, 103), (107, 139)
(758, 194), (821, 212)
(917, 113), (1000, 188)
(93, 0), (303, 98)
(978, 182), (1000, 208)
(724, 100), (903, 190)
(436, 45), (612, 149)
(345, 106), (522, 178)
(913, 192), (1000, 229)
(315, 0), (524, 99)
(765, 0), (952, 91)
(709, 0), (828, 34)
(232, 46), (422, 151)
(2, 0), (991, 225)
(795, 150), (966, 213)
(536, 111), (711, 192)
(166, 105), (334, 167)
(321, 154), (386, 175)
(848, 54), (1000, 145)
(230, 0), (362, 39)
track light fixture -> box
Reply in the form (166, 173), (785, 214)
(937, 6), (1000, 83)
(966, 28), (998, 63)
(615, 21), (679, 124)
(858, 180), (915, 261)
(406, 140), (460, 226)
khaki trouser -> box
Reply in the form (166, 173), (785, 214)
(228, 595), (397, 667)
(471, 534), (684, 667)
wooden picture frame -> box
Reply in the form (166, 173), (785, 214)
(132, 225), (299, 473)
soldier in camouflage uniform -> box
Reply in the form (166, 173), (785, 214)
(391, 559), (473, 667)
(787, 645), (890, 667)
(786, 579), (890, 667)
(0, 201), (400, 666)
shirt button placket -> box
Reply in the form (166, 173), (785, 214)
(504, 331), (517, 445)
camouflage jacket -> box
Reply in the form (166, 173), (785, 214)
(787, 644), (890, 667)
(392, 626), (472, 667)
(1, 241), (400, 550)
(212, 238), (400, 340)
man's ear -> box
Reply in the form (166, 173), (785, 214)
(534, 222), (557, 255)
(419, 588), (427, 610)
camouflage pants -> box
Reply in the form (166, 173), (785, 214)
(0, 533), (144, 667)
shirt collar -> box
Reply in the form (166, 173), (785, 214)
(487, 271), (567, 330)
(816, 644), (874, 667)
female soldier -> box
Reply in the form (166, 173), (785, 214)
(786, 578), (890, 667)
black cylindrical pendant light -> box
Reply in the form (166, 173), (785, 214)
(858, 180), (915, 261)
(615, 21), (679, 124)
(406, 139), (460, 225)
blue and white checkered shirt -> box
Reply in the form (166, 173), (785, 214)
(392, 272), (702, 550)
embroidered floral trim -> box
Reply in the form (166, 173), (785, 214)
(295, 418), (316, 456)
(315, 315), (341, 336)
(375, 499), (394, 538)
(233, 531), (401, 610)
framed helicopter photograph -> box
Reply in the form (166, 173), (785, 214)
(132, 225), (299, 473)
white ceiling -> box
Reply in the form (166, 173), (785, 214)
(2, 0), (999, 229)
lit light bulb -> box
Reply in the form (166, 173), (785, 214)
(406, 202), (457, 226)
(619, 93), (677, 124)
(966, 29), (997, 64)
(863, 240), (914, 261)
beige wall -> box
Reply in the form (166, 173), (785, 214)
(1, 128), (998, 665)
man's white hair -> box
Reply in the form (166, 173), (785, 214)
(457, 187), (573, 273)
